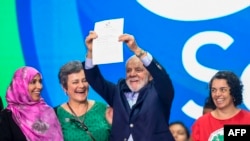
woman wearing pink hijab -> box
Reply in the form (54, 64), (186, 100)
(0, 66), (63, 141)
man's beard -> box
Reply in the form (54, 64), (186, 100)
(126, 77), (149, 92)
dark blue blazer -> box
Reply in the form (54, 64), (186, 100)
(0, 109), (27, 141)
(83, 58), (175, 141)
(0, 97), (3, 111)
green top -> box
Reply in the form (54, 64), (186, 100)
(56, 101), (111, 141)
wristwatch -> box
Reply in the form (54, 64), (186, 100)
(136, 49), (146, 58)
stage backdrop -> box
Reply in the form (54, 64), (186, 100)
(1, 0), (250, 130)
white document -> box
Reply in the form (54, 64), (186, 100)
(92, 18), (124, 65)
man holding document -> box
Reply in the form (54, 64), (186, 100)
(83, 18), (175, 141)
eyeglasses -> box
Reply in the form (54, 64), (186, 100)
(70, 118), (88, 131)
(69, 118), (96, 141)
(211, 87), (230, 93)
(67, 102), (96, 141)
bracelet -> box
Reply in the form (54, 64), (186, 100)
(136, 49), (146, 58)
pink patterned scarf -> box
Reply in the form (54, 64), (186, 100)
(6, 66), (63, 141)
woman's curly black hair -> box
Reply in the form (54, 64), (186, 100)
(208, 70), (243, 107)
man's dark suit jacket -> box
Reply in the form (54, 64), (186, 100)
(83, 58), (175, 141)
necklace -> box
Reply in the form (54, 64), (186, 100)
(67, 101), (89, 117)
(67, 101), (96, 141)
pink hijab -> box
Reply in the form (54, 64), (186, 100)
(6, 66), (63, 141)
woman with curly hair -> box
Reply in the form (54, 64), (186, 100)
(191, 70), (250, 141)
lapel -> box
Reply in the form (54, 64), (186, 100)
(119, 79), (152, 121)
(130, 83), (151, 120)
